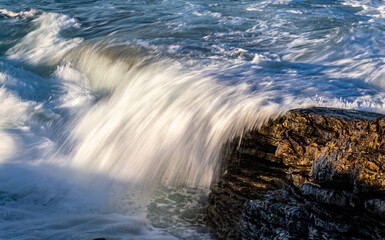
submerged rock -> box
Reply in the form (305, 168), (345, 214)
(207, 107), (385, 239)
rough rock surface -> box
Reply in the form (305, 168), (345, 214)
(207, 107), (385, 239)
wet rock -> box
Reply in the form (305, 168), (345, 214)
(207, 107), (385, 239)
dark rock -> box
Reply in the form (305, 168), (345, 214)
(207, 107), (385, 239)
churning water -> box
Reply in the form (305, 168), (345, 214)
(1, 0), (385, 239)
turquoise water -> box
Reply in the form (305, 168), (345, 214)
(1, 0), (385, 239)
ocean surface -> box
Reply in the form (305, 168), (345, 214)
(0, 0), (385, 239)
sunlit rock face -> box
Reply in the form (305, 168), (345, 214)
(208, 107), (385, 239)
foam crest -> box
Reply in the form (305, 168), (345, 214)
(2, 2), (385, 237)
(0, 87), (32, 127)
(0, 8), (39, 18)
(57, 47), (288, 187)
(0, 131), (16, 162)
(65, 42), (149, 92)
(0, 86), (56, 167)
(343, 0), (385, 19)
(52, 63), (94, 112)
(6, 12), (82, 65)
(54, 41), (385, 188)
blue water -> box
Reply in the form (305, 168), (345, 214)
(0, 0), (385, 239)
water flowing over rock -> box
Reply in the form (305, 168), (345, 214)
(207, 107), (385, 239)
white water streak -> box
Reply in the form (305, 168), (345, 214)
(58, 46), (288, 187)
(0, 8), (39, 18)
(6, 12), (82, 65)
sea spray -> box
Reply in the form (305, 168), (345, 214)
(2, 1), (385, 238)
(0, 8), (39, 18)
(6, 12), (82, 65)
(52, 42), (289, 187)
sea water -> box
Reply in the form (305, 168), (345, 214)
(0, 0), (385, 239)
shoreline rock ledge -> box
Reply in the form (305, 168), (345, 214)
(207, 107), (385, 239)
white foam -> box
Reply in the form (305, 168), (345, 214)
(192, 10), (222, 18)
(0, 131), (16, 162)
(6, 12), (82, 65)
(0, 8), (39, 18)
(44, 45), (289, 187)
(52, 63), (94, 112)
(68, 65), (282, 187)
(252, 53), (269, 64)
(47, 40), (385, 189)
(0, 87), (32, 127)
(219, 16), (247, 26)
(246, 0), (291, 11)
(2, 2), (385, 238)
(342, 0), (385, 19)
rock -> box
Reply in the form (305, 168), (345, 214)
(207, 107), (385, 239)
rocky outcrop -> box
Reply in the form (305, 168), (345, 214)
(207, 107), (385, 239)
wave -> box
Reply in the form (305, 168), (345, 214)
(47, 42), (287, 187)
(2, 4), (385, 238)
(3, 6), (385, 188)
(6, 11), (82, 65)
(5, 34), (385, 188)
(0, 8), (39, 18)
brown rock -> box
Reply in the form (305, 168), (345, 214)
(207, 107), (385, 239)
